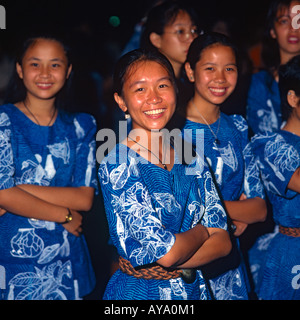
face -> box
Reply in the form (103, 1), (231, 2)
(16, 38), (72, 102)
(114, 60), (176, 133)
(271, 1), (300, 61)
(185, 44), (238, 108)
(150, 10), (198, 74)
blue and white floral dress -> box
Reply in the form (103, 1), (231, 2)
(99, 143), (228, 300)
(183, 113), (265, 300)
(248, 131), (300, 300)
(246, 70), (281, 135)
(0, 104), (98, 300)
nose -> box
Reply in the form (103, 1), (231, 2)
(214, 70), (226, 83)
(146, 89), (162, 104)
(39, 65), (51, 78)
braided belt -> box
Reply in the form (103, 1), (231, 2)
(119, 256), (182, 280)
(279, 225), (300, 237)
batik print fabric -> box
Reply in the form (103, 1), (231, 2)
(183, 113), (265, 300)
(0, 104), (97, 300)
(248, 131), (300, 300)
(99, 143), (228, 300)
(246, 70), (281, 135)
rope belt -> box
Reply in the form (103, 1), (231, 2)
(119, 256), (182, 280)
(279, 225), (300, 237)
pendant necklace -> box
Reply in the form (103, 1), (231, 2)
(23, 101), (57, 127)
(127, 135), (168, 170)
(192, 100), (221, 145)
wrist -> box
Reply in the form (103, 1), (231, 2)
(58, 208), (73, 224)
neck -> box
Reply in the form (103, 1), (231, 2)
(24, 96), (56, 115)
(283, 116), (300, 136)
(187, 97), (219, 123)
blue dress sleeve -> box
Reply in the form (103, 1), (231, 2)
(0, 112), (15, 190)
(72, 113), (98, 191)
(98, 148), (176, 268)
(232, 115), (265, 199)
(251, 133), (300, 198)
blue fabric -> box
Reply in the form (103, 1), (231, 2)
(99, 143), (228, 300)
(183, 113), (265, 300)
(246, 70), (281, 135)
(248, 131), (300, 299)
(0, 104), (97, 300)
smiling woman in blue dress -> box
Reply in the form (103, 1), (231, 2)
(0, 34), (97, 300)
(98, 49), (232, 300)
(182, 33), (267, 299)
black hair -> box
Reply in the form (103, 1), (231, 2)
(4, 31), (73, 109)
(186, 32), (239, 71)
(140, 0), (200, 52)
(113, 48), (178, 98)
(278, 54), (300, 121)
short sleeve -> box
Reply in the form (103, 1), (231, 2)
(0, 112), (15, 190)
(196, 164), (228, 231)
(98, 147), (176, 267)
(72, 113), (98, 191)
(251, 133), (300, 198)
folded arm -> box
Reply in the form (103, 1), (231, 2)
(16, 185), (94, 211)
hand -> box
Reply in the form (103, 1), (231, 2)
(239, 193), (247, 201)
(232, 220), (248, 237)
(0, 207), (7, 216)
(62, 209), (83, 237)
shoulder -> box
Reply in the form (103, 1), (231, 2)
(0, 104), (14, 127)
(250, 70), (273, 83)
(59, 110), (97, 131)
(228, 114), (248, 131)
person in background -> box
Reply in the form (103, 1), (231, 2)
(140, 0), (201, 108)
(247, 55), (300, 300)
(246, 0), (300, 135)
(182, 32), (266, 299)
(0, 33), (97, 300)
(98, 49), (232, 300)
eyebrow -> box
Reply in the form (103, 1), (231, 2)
(26, 57), (66, 62)
(200, 62), (237, 66)
(129, 76), (172, 88)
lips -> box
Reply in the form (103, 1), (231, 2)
(288, 36), (300, 44)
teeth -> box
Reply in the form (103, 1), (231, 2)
(37, 83), (52, 87)
(144, 108), (165, 115)
(210, 88), (226, 93)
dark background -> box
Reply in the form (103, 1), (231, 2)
(0, 0), (275, 299)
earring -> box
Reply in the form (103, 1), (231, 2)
(125, 111), (130, 119)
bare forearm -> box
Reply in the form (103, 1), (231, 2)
(224, 197), (266, 224)
(0, 187), (68, 223)
(178, 229), (231, 268)
(157, 224), (209, 268)
(16, 185), (94, 211)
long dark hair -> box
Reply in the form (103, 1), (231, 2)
(4, 31), (73, 110)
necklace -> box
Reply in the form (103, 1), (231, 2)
(191, 100), (221, 145)
(127, 135), (168, 170)
(23, 101), (57, 127)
